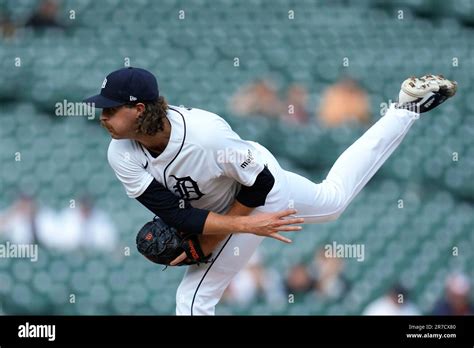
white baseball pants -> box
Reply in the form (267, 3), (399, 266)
(176, 105), (418, 315)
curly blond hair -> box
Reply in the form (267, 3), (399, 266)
(135, 96), (168, 135)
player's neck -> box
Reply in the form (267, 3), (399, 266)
(134, 116), (171, 155)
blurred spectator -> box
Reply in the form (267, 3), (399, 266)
(0, 11), (16, 38)
(53, 196), (117, 252)
(0, 195), (116, 251)
(25, 0), (65, 30)
(363, 284), (420, 315)
(284, 263), (314, 298)
(223, 252), (284, 306)
(432, 272), (473, 315)
(0, 195), (56, 245)
(283, 84), (310, 124)
(229, 79), (283, 118)
(317, 77), (370, 127)
(310, 249), (350, 300)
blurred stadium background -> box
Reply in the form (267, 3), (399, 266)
(0, 0), (473, 315)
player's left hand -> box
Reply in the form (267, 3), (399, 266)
(170, 234), (224, 266)
(136, 216), (212, 267)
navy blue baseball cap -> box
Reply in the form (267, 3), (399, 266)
(83, 67), (159, 108)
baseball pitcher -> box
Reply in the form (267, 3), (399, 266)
(84, 67), (456, 315)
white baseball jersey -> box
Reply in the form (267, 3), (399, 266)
(107, 106), (267, 213)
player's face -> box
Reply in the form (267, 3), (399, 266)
(100, 105), (140, 139)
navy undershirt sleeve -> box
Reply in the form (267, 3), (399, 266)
(235, 166), (275, 208)
(136, 179), (209, 235)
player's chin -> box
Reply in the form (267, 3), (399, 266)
(105, 128), (122, 139)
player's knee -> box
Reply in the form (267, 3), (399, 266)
(325, 211), (342, 222)
(176, 288), (191, 315)
(176, 294), (216, 315)
(176, 280), (220, 315)
(176, 283), (216, 315)
(329, 199), (347, 221)
(321, 181), (348, 220)
(322, 205), (346, 221)
(175, 281), (193, 315)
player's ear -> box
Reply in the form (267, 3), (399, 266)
(135, 103), (146, 117)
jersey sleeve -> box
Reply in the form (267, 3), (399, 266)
(136, 179), (209, 235)
(207, 117), (265, 187)
(235, 165), (275, 207)
(107, 140), (154, 198)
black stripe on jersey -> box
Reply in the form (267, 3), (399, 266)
(190, 234), (233, 316)
(164, 107), (186, 190)
(138, 138), (160, 163)
(138, 143), (149, 167)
